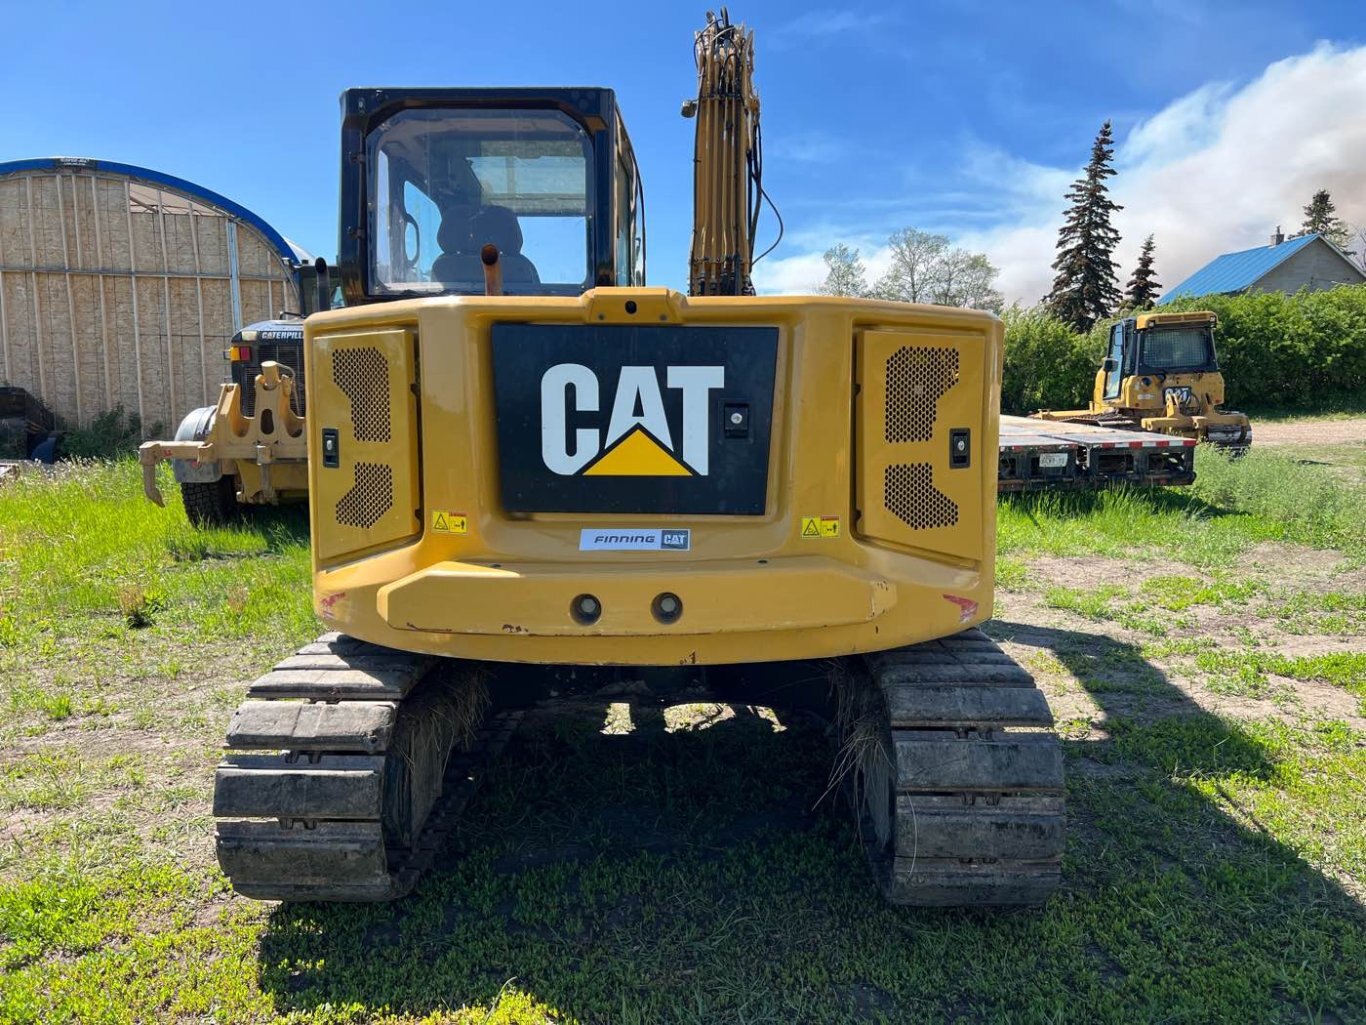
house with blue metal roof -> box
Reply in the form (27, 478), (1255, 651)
(1160, 229), (1364, 303)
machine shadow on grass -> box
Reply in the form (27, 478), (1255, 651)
(213, 504), (310, 551)
(254, 631), (1366, 1023)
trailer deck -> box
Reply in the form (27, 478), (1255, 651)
(998, 415), (1197, 492)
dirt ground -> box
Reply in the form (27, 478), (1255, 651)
(1252, 416), (1366, 446)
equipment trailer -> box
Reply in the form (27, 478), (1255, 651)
(998, 414), (1197, 492)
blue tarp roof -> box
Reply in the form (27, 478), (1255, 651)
(1159, 233), (1320, 302)
(0, 156), (303, 269)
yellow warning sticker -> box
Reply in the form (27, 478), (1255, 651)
(432, 511), (469, 535)
(800, 515), (840, 539)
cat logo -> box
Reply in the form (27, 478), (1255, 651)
(492, 323), (776, 515)
(541, 363), (725, 477)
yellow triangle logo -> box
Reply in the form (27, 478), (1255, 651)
(584, 427), (693, 477)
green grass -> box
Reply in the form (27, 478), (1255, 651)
(0, 460), (313, 643)
(1194, 650), (1366, 713)
(2, 707), (1363, 1024)
(1039, 573), (1268, 638)
(1, 458), (1364, 1023)
(999, 446), (1366, 567)
(0, 462), (316, 746)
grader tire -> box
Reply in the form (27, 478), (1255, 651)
(180, 476), (240, 527)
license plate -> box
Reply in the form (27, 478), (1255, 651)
(1039, 452), (1068, 469)
(492, 324), (778, 515)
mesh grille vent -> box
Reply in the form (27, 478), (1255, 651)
(333, 348), (391, 442)
(884, 463), (958, 529)
(884, 347), (959, 443)
(335, 462), (393, 528)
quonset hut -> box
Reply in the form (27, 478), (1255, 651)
(0, 157), (308, 432)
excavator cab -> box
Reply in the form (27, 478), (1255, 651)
(337, 89), (645, 305)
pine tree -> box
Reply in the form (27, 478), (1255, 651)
(1045, 120), (1123, 331)
(1300, 189), (1350, 248)
(1124, 234), (1161, 309)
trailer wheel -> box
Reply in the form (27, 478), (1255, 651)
(181, 476), (240, 527)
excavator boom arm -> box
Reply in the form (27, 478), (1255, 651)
(686, 9), (761, 296)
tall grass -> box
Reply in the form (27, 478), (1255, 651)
(0, 461), (314, 653)
(999, 446), (1365, 566)
(1190, 445), (1362, 538)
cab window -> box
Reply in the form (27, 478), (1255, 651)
(614, 128), (644, 285)
(368, 108), (593, 295)
(1140, 328), (1216, 371)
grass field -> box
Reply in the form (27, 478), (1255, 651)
(1, 444), (1364, 1024)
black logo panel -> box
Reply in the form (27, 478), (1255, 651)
(491, 324), (778, 514)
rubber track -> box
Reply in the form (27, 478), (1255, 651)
(214, 633), (520, 902)
(859, 627), (1065, 907)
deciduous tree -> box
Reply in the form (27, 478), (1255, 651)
(870, 228), (1003, 311)
(817, 243), (869, 297)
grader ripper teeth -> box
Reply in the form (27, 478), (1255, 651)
(214, 633), (519, 902)
(855, 628), (1065, 906)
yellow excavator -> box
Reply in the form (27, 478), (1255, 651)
(211, 11), (1064, 908)
(1033, 310), (1252, 453)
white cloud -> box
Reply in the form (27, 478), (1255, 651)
(755, 43), (1366, 303)
(771, 9), (895, 45)
(768, 131), (845, 165)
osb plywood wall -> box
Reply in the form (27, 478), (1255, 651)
(0, 170), (299, 432)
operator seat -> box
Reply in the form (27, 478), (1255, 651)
(431, 205), (540, 287)
(471, 206), (540, 285)
(430, 205), (480, 284)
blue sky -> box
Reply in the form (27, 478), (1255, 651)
(5, 0), (1363, 301)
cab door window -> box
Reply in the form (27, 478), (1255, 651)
(1104, 323), (1124, 399)
(614, 122), (643, 285)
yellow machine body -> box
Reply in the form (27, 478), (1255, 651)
(305, 288), (1002, 667)
(137, 362), (309, 509)
(1034, 310), (1251, 449)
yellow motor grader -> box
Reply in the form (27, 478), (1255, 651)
(138, 261), (335, 524)
(1033, 310), (1252, 453)
(210, 11), (1064, 908)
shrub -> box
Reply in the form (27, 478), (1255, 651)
(1000, 305), (1103, 414)
(58, 405), (163, 459)
(1157, 286), (1366, 410)
(1002, 285), (1366, 415)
